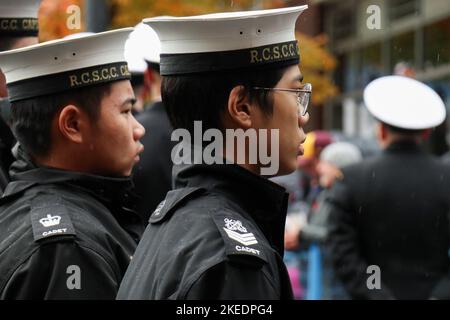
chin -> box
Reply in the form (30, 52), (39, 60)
(275, 161), (297, 177)
(122, 169), (133, 177)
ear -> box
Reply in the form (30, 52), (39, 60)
(57, 105), (86, 144)
(226, 86), (253, 129)
(144, 68), (154, 88)
(376, 122), (387, 141)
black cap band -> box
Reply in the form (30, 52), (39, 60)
(0, 18), (39, 37)
(160, 40), (300, 75)
(7, 62), (131, 102)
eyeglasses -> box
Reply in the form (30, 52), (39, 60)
(253, 83), (312, 116)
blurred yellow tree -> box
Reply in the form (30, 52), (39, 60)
(110, 0), (263, 27)
(297, 33), (338, 104)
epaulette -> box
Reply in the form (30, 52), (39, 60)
(30, 195), (76, 242)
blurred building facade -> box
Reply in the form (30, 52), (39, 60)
(312, 0), (450, 146)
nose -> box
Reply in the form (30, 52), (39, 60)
(132, 116), (145, 141)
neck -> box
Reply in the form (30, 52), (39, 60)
(150, 82), (161, 103)
(381, 134), (420, 149)
(34, 144), (96, 174)
(221, 145), (262, 176)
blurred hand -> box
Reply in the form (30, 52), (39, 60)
(284, 229), (300, 250)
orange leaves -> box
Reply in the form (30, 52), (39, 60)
(296, 32), (338, 104)
(109, 0), (257, 28)
(39, 0), (84, 41)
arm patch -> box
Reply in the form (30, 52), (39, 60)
(211, 212), (268, 267)
(30, 195), (76, 242)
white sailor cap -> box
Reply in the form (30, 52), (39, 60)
(0, 0), (42, 37)
(124, 23), (158, 75)
(0, 28), (133, 102)
(143, 5), (308, 75)
(127, 22), (161, 66)
(364, 76), (446, 130)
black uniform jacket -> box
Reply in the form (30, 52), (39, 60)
(0, 146), (144, 299)
(0, 102), (15, 194)
(117, 163), (294, 300)
(328, 141), (450, 300)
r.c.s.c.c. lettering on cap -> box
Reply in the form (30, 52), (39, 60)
(0, 0), (41, 36)
(0, 28), (133, 102)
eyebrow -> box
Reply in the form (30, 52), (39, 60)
(121, 97), (136, 107)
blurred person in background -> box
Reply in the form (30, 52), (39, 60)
(128, 22), (176, 222)
(282, 130), (333, 246)
(285, 141), (362, 299)
(0, 0), (41, 194)
(124, 28), (148, 114)
(328, 76), (450, 300)
(285, 141), (363, 249)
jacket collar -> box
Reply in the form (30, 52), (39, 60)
(384, 140), (423, 154)
(173, 162), (289, 255)
(3, 144), (134, 205)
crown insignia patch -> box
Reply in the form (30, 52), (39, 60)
(39, 214), (61, 227)
(223, 218), (258, 246)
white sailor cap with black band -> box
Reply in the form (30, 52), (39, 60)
(124, 25), (150, 75)
(0, 0), (42, 37)
(143, 5), (308, 76)
(364, 76), (446, 130)
(126, 22), (162, 66)
(0, 28), (133, 102)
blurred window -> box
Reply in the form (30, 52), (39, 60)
(424, 17), (450, 68)
(389, 0), (420, 21)
(390, 31), (415, 70)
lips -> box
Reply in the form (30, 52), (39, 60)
(134, 144), (144, 162)
(297, 144), (304, 156)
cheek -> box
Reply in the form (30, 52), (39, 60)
(112, 119), (134, 150)
(274, 95), (299, 129)
(278, 113), (301, 150)
(96, 115), (132, 151)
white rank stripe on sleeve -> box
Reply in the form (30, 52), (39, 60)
(223, 228), (258, 246)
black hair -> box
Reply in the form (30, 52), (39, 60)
(10, 83), (112, 157)
(161, 65), (289, 134)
